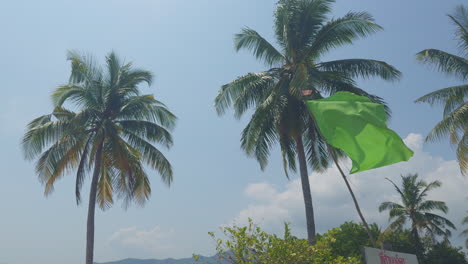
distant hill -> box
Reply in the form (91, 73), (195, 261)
(96, 255), (225, 264)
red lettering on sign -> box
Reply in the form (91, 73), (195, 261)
(379, 252), (406, 264)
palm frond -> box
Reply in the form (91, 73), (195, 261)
(416, 180), (442, 202)
(131, 171), (152, 206)
(443, 93), (467, 117)
(124, 132), (173, 186)
(387, 216), (407, 232)
(317, 59), (401, 81)
(416, 84), (468, 106)
(278, 133), (297, 178)
(51, 85), (91, 108)
(425, 212), (457, 231)
(118, 120), (173, 149)
(305, 11), (382, 59)
(35, 133), (86, 195)
(215, 72), (277, 117)
(288, 63), (309, 97)
(416, 49), (468, 81)
(304, 116), (331, 172)
(426, 103), (468, 143)
(118, 68), (153, 92)
(235, 28), (285, 66)
(96, 165), (114, 210)
(75, 136), (93, 204)
(385, 177), (406, 200)
(232, 73), (278, 119)
(418, 200), (448, 214)
(379, 201), (404, 212)
(314, 75), (392, 117)
(106, 51), (122, 89)
(119, 95), (177, 130)
(449, 5), (468, 55)
(240, 93), (282, 170)
(456, 132), (468, 175)
(288, 0), (333, 54)
(22, 118), (77, 160)
(67, 50), (103, 86)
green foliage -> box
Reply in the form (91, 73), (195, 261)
(379, 174), (456, 261)
(415, 4), (468, 175)
(462, 211), (468, 248)
(312, 234), (361, 264)
(215, 0), (400, 177)
(379, 229), (420, 255)
(201, 219), (360, 264)
(215, 0), (400, 245)
(22, 51), (176, 208)
(317, 222), (379, 259)
(379, 174), (456, 242)
(425, 242), (468, 264)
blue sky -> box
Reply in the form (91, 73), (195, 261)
(0, 1), (467, 264)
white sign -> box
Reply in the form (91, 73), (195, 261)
(363, 247), (419, 264)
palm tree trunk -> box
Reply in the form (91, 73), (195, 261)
(411, 225), (424, 262)
(295, 135), (316, 245)
(86, 142), (103, 264)
(331, 154), (377, 248)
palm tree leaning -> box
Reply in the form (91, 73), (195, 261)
(22, 51), (176, 264)
(379, 174), (455, 258)
(215, 0), (400, 245)
(415, 5), (468, 175)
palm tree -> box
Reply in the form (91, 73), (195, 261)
(22, 51), (176, 264)
(215, 0), (400, 245)
(415, 5), (468, 175)
(462, 212), (468, 248)
(379, 174), (456, 258)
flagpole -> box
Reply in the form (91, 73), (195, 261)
(331, 153), (378, 248)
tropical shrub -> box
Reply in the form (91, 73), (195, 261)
(198, 219), (360, 264)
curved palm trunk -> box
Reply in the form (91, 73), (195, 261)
(86, 142), (103, 264)
(332, 155), (377, 247)
(295, 135), (316, 245)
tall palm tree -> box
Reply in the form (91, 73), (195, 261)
(215, 0), (400, 245)
(415, 5), (468, 175)
(22, 51), (176, 264)
(379, 174), (455, 258)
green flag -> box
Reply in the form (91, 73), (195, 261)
(306, 92), (413, 174)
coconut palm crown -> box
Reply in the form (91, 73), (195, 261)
(215, 0), (401, 244)
(22, 51), (176, 264)
(416, 5), (468, 175)
(379, 174), (456, 249)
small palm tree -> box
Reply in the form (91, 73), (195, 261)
(462, 212), (468, 248)
(415, 5), (468, 175)
(379, 174), (455, 257)
(22, 51), (176, 264)
(215, 0), (400, 244)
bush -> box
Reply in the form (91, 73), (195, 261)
(317, 221), (379, 259)
(425, 242), (468, 264)
(197, 219), (360, 264)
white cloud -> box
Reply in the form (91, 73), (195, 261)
(108, 226), (177, 258)
(245, 183), (279, 201)
(231, 133), (468, 247)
